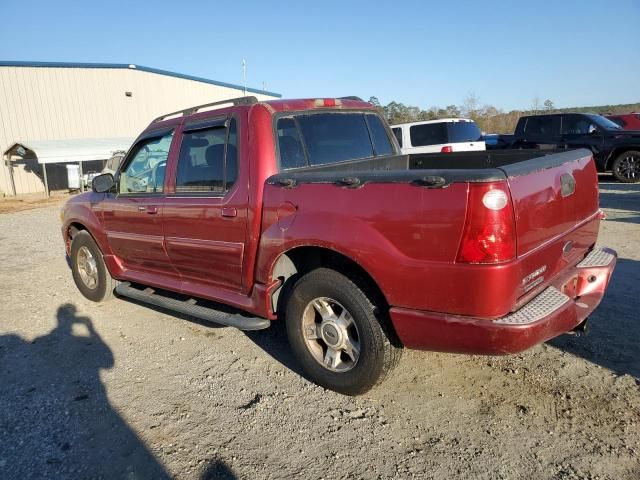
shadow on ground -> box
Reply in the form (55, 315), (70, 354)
(549, 257), (640, 379)
(0, 304), (170, 479)
(243, 316), (310, 381)
(598, 178), (640, 224)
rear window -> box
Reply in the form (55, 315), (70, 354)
(391, 127), (403, 147)
(447, 122), (482, 142)
(523, 116), (560, 137)
(410, 123), (447, 147)
(276, 112), (394, 169)
(366, 114), (394, 156)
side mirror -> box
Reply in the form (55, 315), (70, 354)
(92, 173), (115, 193)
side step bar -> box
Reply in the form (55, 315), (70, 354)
(115, 282), (271, 331)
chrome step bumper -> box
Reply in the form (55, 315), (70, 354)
(577, 247), (616, 268)
(495, 247), (616, 326)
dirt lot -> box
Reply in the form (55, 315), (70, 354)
(1, 178), (639, 480)
(0, 192), (68, 215)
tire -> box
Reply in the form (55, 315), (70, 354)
(70, 230), (117, 302)
(611, 150), (640, 183)
(285, 268), (402, 395)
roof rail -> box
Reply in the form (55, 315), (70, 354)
(339, 96), (364, 101)
(152, 96), (258, 123)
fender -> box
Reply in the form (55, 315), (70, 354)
(255, 209), (409, 307)
(61, 193), (114, 260)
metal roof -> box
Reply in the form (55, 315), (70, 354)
(4, 137), (134, 164)
(0, 61), (281, 98)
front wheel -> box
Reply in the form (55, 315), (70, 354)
(611, 151), (640, 183)
(70, 230), (117, 302)
(285, 268), (401, 395)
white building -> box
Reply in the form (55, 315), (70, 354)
(0, 61), (280, 196)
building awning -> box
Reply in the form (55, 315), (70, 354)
(4, 137), (134, 164)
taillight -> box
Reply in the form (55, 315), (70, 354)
(441, 145), (453, 153)
(457, 182), (516, 264)
(314, 98), (342, 107)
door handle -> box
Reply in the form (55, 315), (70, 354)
(138, 205), (159, 214)
(221, 207), (237, 218)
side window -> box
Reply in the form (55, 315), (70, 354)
(276, 117), (308, 169)
(175, 119), (238, 194)
(118, 132), (173, 194)
(524, 116), (560, 138)
(561, 115), (596, 135)
(392, 127), (403, 148)
(365, 114), (394, 156)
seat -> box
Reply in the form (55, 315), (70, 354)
(202, 144), (225, 190)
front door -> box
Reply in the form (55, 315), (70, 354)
(162, 116), (248, 293)
(102, 130), (176, 277)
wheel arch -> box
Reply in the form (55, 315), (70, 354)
(65, 221), (91, 252)
(64, 220), (119, 278)
(269, 245), (392, 329)
(606, 147), (640, 171)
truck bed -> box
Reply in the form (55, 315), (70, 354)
(263, 147), (600, 318)
(267, 148), (590, 187)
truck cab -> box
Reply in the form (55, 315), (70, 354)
(512, 113), (640, 182)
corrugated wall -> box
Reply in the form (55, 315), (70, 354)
(0, 66), (277, 195)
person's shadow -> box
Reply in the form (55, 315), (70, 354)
(0, 304), (170, 479)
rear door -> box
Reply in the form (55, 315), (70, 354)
(446, 120), (485, 152)
(162, 114), (248, 293)
(101, 129), (176, 276)
(517, 115), (561, 148)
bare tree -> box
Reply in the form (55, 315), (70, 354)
(531, 95), (541, 114)
(462, 92), (480, 119)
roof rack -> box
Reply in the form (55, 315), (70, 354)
(152, 96), (258, 123)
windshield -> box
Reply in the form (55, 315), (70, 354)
(587, 114), (623, 131)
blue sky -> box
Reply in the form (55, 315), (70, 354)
(1, 0), (638, 111)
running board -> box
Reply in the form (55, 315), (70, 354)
(115, 282), (271, 331)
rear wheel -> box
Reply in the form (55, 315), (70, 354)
(285, 268), (401, 395)
(70, 230), (116, 302)
(611, 151), (640, 183)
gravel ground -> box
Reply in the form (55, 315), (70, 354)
(0, 178), (639, 480)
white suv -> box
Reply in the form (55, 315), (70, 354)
(391, 118), (485, 154)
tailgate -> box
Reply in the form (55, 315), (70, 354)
(502, 149), (600, 294)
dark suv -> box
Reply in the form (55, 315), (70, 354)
(510, 113), (640, 182)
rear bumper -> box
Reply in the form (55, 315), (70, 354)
(389, 247), (617, 355)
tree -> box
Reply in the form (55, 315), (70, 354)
(445, 105), (461, 117)
(368, 96), (381, 108)
(543, 99), (555, 111)
(462, 92), (480, 119)
(531, 95), (541, 114)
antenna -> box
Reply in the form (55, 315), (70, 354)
(242, 59), (247, 97)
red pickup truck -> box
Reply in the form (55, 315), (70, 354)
(61, 97), (616, 394)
